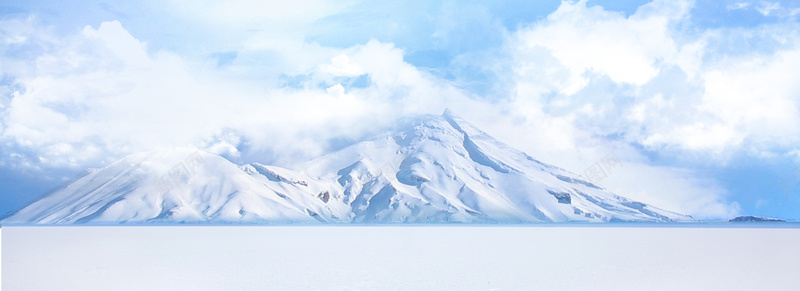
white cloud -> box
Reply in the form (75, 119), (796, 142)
(505, 0), (800, 157)
(0, 19), (474, 169)
(490, 0), (800, 218)
(700, 49), (800, 145)
(725, 1), (800, 18)
(321, 55), (363, 77)
(512, 0), (689, 93)
(602, 162), (741, 220)
(757, 2), (782, 16)
(728, 2), (751, 10)
(81, 21), (149, 66)
(2, 22), (222, 166)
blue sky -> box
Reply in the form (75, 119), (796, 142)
(1, 0), (800, 220)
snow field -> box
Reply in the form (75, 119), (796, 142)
(3, 225), (799, 290)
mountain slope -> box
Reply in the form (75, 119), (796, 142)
(1, 147), (337, 224)
(300, 110), (691, 223)
(2, 111), (692, 224)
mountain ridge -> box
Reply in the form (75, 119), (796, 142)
(1, 111), (693, 224)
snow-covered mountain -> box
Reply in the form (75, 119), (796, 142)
(1, 111), (692, 224)
(300, 110), (690, 223)
(1, 148), (345, 224)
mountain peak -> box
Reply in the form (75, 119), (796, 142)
(442, 108), (456, 118)
(3, 113), (692, 224)
(300, 112), (692, 223)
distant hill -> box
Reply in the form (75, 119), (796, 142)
(729, 216), (785, 222)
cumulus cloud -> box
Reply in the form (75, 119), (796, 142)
(511, 0), (689, 93)
(757, 2), (782, 16)
(725, 1), (800, 18)
(728, 2), (751, 10)
(505, 0), (800, 157)
(3, 20), (239, 167)
(321, 54), (364, 77)
(480, 0), (800, 218)
(0, 18), (473, 170)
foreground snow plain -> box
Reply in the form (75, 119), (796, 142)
(3, 225), (799, 290)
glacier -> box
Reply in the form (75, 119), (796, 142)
(1, 111), (692, 224)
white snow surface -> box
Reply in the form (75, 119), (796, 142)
(2, 111), (690, 224)
(2, 225), (799, 291)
